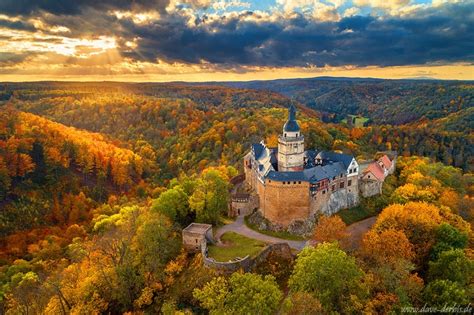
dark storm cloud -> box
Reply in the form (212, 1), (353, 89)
(118, 2), (473, 67)
(0, 0), (171, 16)
(0, 1), (472, 68)
(0, 18), (36, 31)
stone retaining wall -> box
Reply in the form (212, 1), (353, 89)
(200, 240), (292, 274)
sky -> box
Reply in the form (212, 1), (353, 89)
(0, 0), (472, 81)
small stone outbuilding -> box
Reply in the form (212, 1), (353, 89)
(359, 162), (385, 197)
(182, 223), (213, 252)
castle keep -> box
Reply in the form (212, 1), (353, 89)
(244, 105), (394, 231)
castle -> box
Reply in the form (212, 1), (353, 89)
(243, 105), (395, 233)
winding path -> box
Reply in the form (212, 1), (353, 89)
(215, 214), (377, 251)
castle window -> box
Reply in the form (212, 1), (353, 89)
(294, 181), (296, 184)
(340, 182), (344, 189)
(322, 190), (326, 194)
(348, 180), (352, 186)
(332, 185), (335, 191)
(340, 174), (343, 178)
(284, 133), (287, 137)
(298, 181), (301, 184)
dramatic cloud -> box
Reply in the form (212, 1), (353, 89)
(0, 0), (472, 80)
(0, 0), (171, 16)
(113, 2), (473, 67)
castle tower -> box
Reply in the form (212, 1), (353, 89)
(278, 104), (305, 171)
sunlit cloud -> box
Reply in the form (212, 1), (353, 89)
(0, 0), (472, 81)
(112, 10), (161, 24)
(0, 28), (116, 58)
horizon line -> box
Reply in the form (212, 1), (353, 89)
(1, 75), (473, 84)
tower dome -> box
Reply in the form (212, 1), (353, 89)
(283, 104), (300, 132)
(278, 104), (304, 171)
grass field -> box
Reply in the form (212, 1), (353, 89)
(207, 232), (266, 262)
(244, 216), (305, 241)
(339, 175), (396, 225)
(338, 195), (388, 225)
(341, 115), (369, 127)
(337, 205), (378, 225)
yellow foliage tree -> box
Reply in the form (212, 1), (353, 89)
(373, 202), (443, 262)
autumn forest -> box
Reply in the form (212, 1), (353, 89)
(0, 80), (473, 314)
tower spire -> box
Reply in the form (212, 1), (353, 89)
(283, 104), (300, 133)
(288, 104), (296, 121)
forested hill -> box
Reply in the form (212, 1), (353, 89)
(0, 81), (292, 110)
(3, 81), (472, 172)
(0, 82), (473, 314)
(196, 77), (474, 126)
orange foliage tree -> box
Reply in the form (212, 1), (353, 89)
(312, 215), (349, 247)
(373, 202), (443, 263)
(359, 229), (415, 267)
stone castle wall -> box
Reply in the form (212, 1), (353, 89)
(262, 180), (310, 227)
(360, 180), (382, 197)
(311, 187), (359, 216)
(245, 153), (365, 231)
(201, 241), (292, 274)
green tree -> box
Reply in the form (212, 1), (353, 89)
(288, 243), (368, 313)
(132, 212), (181, 282)
(430, 223), (468, 260)
(193, 272), (282, 315)
(189, 170), (229, 225)
(152, 186), (191, 224)
(423, 280), (468, 307)
(428, 249), (473, 286)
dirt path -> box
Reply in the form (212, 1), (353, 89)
(346, 216), (377, 249)
(215, 215), (377, 251)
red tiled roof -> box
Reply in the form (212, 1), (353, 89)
(365, 162), (385, 181)
(378, 155), (392, 169)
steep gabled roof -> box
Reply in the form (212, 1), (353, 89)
(303, 166), (329, 182)
(252, 143), (265, 160)
(267, 170), (306, 182)
(378, 155), (392, 169)
(304, 149), (319, 168)
(266, 161), (345, 183)
(317, 151), (354, 169)
(364, 162), (385, 181)
(321, 162), (346, 179)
